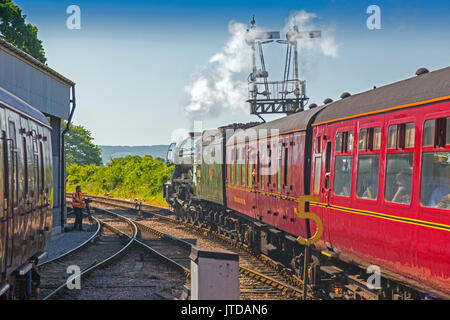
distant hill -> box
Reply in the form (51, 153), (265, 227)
(99, 145), (170, 165)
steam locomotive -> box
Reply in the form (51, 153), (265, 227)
(0, 86), (53, 299)
(165, 66), (450, 299)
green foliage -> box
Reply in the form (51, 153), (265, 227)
(64, 120), (103, 166)
(66, 155), (174, 207)
(0, 0), (46, 63)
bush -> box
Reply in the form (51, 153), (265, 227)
(66, 155), (174, 207)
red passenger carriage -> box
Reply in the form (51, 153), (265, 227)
(168, 66), (450, 299)
(311, 68), (450, 296)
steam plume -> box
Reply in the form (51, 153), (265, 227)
(184, 10), (339, 118)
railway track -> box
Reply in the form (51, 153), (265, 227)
(38, 210), (137, 299)
(39, 207), (187, 300)
(132, 213), (302, 299)
(37, 215), (102, 268)
(74, 194), (314, 300)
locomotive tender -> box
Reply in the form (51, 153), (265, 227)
(0, 86), (53, 299)
(165, 66), (450, 299)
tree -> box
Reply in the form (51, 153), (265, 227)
(64, 121), (103, 166)
(66, 155), (174, 207)
(0, 0), (46, 63)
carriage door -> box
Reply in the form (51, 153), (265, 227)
(34, 129), (45, 246)
(20, 117), (32, 259)
(247, 140), (258, 219)
(0, 117), (6, 273)
(5, 119), (18, 268)
(321, 136), (333, 206)
(311, 131), (333, 247)
(31, 129), (39, 210)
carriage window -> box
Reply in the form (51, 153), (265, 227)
(436, 118), (446, 148)
(388, 125), (397, 149)
(241, 147), (246, 186)
(32, 130), (38, 153)
(423, 120), (435, 147)
(334, 156), (352, 197)
(34, 156), (39, 198)
(248, 162), (252, 188)
(227, 149), (230, 183)
(385, 153), (413, 204)
(405, 123), (415, 148)
(40, 142), (45, 191)
(373, 127), (381, 150)
(313, 157), (321, 194)
(277, 142), (282, 192)
(348, 132), (354, 151)
(359, 129), (367, 150)
(335, 132), (342, 152)
(447, 117), (450, 145)
(248, 147), (253, 188)
(268, 148), (272, 186)
(23, 137), (28, 195)
(357, 155), (380, 200)
(260, 147), (265, 190)
(423, 118), (448, 148)
(229, 148), (234, 184)
(336, 131), (354, 153)
(9, 122), (18, 207)
(360, 127), (381, 151)
(256, 151), (260, 186)
(325, 142), (332, 174)
(236, 149), (240, 186)
(323, 142), (332, 189)
(230, 149), (234, 185)
(284, 147), (288, 187)
(421, 151), (450, 210)
(9, 122), (16, 148)
(315, 136), (322, 153)
(388, 123), (415, 149)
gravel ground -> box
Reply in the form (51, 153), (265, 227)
(93, 206), (301, 300)
(61, 244), (186, 300)
(39, 216), (97, 265)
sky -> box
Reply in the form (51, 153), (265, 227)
(13, 0), (450, 146)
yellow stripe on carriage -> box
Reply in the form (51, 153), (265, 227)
(310, 202), (450, 232)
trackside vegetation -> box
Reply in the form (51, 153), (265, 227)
(66, 155), (174, 207)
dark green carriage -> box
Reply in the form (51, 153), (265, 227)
(193, 130), (226, 206)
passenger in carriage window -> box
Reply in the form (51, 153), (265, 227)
(334, 156), (352, 196)
(362, 183), (378, 199)
(385, 153), (414, 204)
(428, 165), (450, 209)
(391, 170), (413, 204)
(357, 155), (380, 200)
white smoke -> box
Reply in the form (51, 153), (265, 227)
(184, 21), (254, 118)
(284, 10), (339, 59)
(184, 10), (339, 118)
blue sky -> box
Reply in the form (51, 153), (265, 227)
(14, 0), (450, 145)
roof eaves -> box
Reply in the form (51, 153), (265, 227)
(0, 38), (75, 87)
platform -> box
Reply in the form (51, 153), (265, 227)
(39, 217), (96, 265)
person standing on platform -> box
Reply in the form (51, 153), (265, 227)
(72, 186), (85, 231)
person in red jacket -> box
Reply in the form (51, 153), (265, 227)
(72, 186), (85, 231)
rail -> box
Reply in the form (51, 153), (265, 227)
(38, 215), (101, 267)
(42, 209), (137, 300)
(73, 194), (313, 299)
